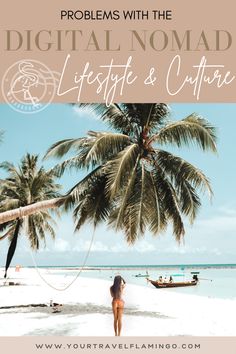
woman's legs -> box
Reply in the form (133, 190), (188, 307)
(112, 301), (124, 336)
(117, 307), (123, 336)
(112, 303), (118, 336)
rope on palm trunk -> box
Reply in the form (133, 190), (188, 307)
(29, 228), (96, 291)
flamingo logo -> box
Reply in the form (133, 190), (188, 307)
(2, 59), (60, 114)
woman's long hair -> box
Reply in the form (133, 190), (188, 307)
(110, 275), (125, 299)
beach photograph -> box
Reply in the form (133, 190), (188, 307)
(0, 103), (236, 336)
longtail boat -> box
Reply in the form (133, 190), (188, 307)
(147, 278), (198, 289)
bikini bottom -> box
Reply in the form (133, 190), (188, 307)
(112, 299), (124, 308)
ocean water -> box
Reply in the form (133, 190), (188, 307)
(42, 264), (236, 300)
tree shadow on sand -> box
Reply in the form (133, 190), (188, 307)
(0, 303), (170, 319)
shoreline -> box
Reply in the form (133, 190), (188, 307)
(3, 263), (236, 271)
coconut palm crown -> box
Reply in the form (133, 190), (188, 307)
(45, 103), (217, 244)
(0, 153), (61, 276)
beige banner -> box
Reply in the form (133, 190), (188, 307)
(0, 0), (235, 103)
(0, 337), (236, 354)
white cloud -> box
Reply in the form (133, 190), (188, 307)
(133, 240), (156, 253)
(72, 239), (157, 254)
(54, 238), (70, 252)
(110, 244), (129, 253)
(217, 205), (236, 216)
(196, 215), (236, 233)
(211, 248), (222, 256)
(163, 245), (222, 256)
(74, 240), (109, 252)
(109, 240), (157, 254)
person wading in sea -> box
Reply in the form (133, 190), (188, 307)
(110, 275), (126, 336)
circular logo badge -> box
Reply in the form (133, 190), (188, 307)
(1, 59), (57, 114)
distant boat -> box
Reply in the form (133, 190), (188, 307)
(147, 278), (198, 289)
(134, 272), (149, 278)
(134, 270), (149, 278)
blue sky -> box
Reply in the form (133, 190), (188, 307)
(0, 103), (236, 266)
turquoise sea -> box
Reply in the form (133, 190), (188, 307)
(40, 264), (236, 300)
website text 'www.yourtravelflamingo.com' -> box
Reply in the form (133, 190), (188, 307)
(35, 342), (201, 351)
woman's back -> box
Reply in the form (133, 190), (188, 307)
(110, 275), (125, 298)
(110, 283), (124, 300)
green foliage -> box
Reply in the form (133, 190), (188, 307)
(46, 104), (217, 244)
(0, 154), (62, 273)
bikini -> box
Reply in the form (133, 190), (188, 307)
(112, 289), (124, 307)
(112, 298), (124, 308)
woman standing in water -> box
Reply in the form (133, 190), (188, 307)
(110, 275), (126, 336)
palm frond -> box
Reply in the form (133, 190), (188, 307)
(74, 174), (111, 231)
(0, 161), (20, 175)
(77, 103), (168, 136)
(46, 132), (130, 174)
(106, 144), (140, 197)
(136, 164), (147, 234)
(110, 154), (140, 232)
(177, 180), (201, 223)
(44, 138), (85, 159)
(148, 171), (167, 235)
(51, 156), (87, 178)
(27, 216), (39, 250)
(155, 150), (213, 198)
(122, 206), (139, 244)
(77, 103), (134, 134)
(151, 163), (185, 241)
(138, 103), (169, 131)
(0, 227), (15, 241)
(0, 199), (20, 212)
(151, 114), (217, 152)
(84, 131), (131, 167)
(63, 166), (104, 211)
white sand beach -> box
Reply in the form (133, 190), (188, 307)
(0, 267), (236, 336)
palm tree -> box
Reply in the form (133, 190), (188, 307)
(0, 153), (61, 277)
(44, 103), (217, 244)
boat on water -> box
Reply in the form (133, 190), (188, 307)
(134, 271), (149, 277)
(148, 279), (198, 288)
(147, 275), (199, 289)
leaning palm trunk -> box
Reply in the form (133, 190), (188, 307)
(0, 197), (64, 225)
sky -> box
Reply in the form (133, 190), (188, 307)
(0, 103), (236, 267)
